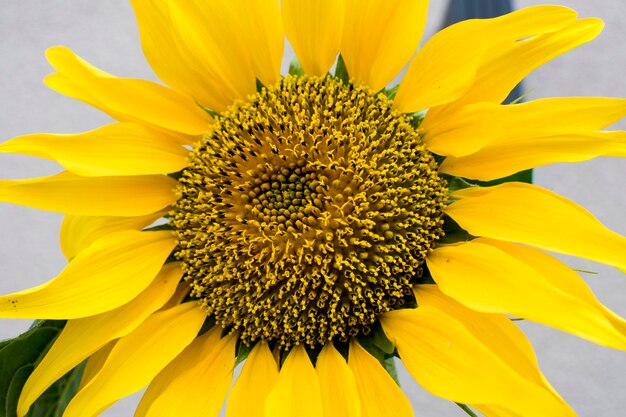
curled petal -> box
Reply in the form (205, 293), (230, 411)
(45, 46), (211, 135)
(0, 123), (190, 176)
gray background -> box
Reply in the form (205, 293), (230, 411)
(0, 1), (624, 416)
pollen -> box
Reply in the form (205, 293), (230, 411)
(171, 75), (447, 349)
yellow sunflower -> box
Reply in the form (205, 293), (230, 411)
(1, 1), (626, 417)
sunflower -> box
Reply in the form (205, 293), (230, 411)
(1, 1), (626, 416)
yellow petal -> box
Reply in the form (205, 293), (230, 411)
(79, 341), (116, 390)
(0, 171), (178, 216)
(440, 131), (626, 180)
(167, 0), (259, 111)
(226, 341), (278, 417)
(341, 0), (428, 91)
(422, 101), (503, 157)
(440, 17), (603, 111)
(380, 306), (575, 416)
(0, 231), (176, 319)
(316, 344), (360, 417)
(282, 0), (344, 77)
(0, 123), (190, 176)
(62, 302), (206, 417)
(394, 5), (578, 113)
(474, 405), (523, 417)
(348, 339), (413, 417)
(159, 281), (192, 312)
(428, 239), (626, 349)
(413, 285), (551, 388)
(129, 0), (220, 110)
(136, 327), (236, 417)
(164, 0), (283, 103)
(446, 182), (626, 271)
(45, 46), (211, 135)
(424, 97), (626, 157)
(235, 0), (284, 87)
(264, 345), (323, 417)
(17, 263), (182, 416)
(60, 211), (164, 261)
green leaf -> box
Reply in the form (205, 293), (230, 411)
(0, 321), (66, 417)
(5, 365), (32, 417)
(288, 56), (304, 77)
(334, 54), (350, 84)
(27, 363), (85, 417)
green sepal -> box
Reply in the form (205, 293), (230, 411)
(143, 223), (173, 232)
(256, 78), (265, 94)
(446, 176), (478, 194)
(440, 216), (475, 245)
(357, 328), (400, 385)
(383, 84), (399, 100)
(235, 341), (254, 367)
(408, 110), (426, 129)
(510, 88), (535, 104)
(167, 170), (185, 181)
(354, 335), (384, 363)
(0, 320), (72, 417)
(476, 169), (533, 186)
(382, 357), (400, 386)
(439, 228), (474, 245)
(334, 54), (350, 84)
(288, 56), (304, 77)
(197, 103), (220, 119)
(362, 321), (395, 355)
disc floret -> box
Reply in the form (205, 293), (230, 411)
(172, 75), (447, 348)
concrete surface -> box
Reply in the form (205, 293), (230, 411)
(0, 1), (624, 416)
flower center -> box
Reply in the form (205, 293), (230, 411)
(172, 75), (447, 348)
